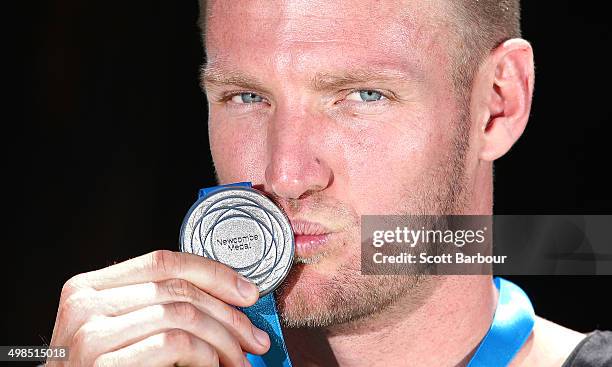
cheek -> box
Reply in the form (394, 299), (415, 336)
(338, 109), (453, 215)
(209, 110), (268, 183)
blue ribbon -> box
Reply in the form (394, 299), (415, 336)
(197, 183), (292, 367)
(242, 294), (292, 367)
(467, 277), (535, 367)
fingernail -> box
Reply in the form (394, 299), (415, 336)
(252, 326), (270, 347)
(237, 275), (256, 299)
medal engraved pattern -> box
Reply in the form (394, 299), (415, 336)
(180, 188), (294, 296)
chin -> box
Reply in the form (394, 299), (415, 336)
(274, 250), (363, 328)
(276, 276), (334, 326)
(276, 262), (333, 309)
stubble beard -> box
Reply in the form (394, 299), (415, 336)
(277, 110), (472, 329)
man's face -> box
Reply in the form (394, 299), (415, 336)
(204, 0), (474, 326)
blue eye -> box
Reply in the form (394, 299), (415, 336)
(231, 92), (264, 104)
(347, 90), (385, 102)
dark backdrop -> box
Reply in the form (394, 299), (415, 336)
(4, 1), (611, 346)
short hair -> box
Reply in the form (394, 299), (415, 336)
(449, 0), (522, 97)
(197, 0), (521, 99)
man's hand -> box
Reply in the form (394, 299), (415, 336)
(47, 250), (270, 366)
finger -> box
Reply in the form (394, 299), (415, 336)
(73, 302), (245, 367)
(93, 329), (223, 367)
(92, 278), (270, 354)
(74, 250), (259, 307)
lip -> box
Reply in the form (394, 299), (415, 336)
(290, 220), (333, 259)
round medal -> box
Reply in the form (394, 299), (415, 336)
(180, 187), (294, 296)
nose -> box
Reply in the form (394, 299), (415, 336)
(264, 107), (333, 200)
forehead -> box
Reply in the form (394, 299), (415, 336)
(204, 0), (451, 77)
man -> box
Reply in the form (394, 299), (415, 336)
(48, 1), (611, 366)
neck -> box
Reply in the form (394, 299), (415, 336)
(284, 275), (498, 367)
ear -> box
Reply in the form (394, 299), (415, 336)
(472, 38), (535, 161)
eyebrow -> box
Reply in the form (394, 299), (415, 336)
(309, 69), (412, 91)
(200, 66), (271, 93)
(200, 65), (415, 93)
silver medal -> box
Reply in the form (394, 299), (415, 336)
(180, 187), (294, 296)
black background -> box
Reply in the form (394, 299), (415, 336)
(3, 1), (611, 347)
